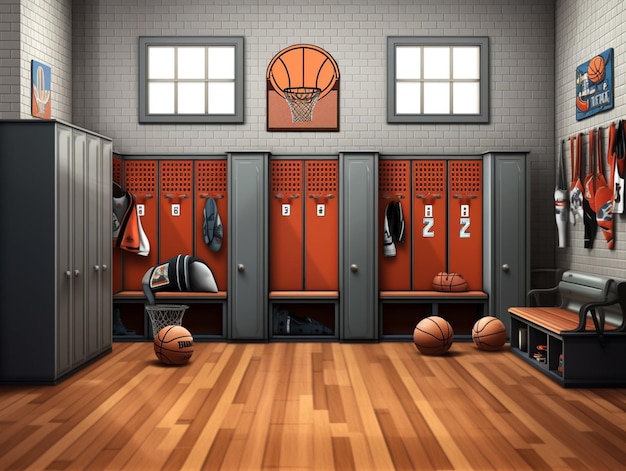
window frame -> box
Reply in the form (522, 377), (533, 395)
(138, 36), (244, 124)
(387, 36), (489, 124)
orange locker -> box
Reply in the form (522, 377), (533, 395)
(122, 160), (158, 290)
(413, 160), (447, 290)
(447, 160), (483, 290)
(269, 160), (304, 290)
(159, 160), (194, 260)
(305, 160), (339, 290)
(194, 160), (228, 291)
(378, 160), (411, 291)
(112, 156), (123, 293)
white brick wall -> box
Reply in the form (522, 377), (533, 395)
(555, 0), (626, 278)
(69, 0), (555, 271)
(0, 0), (72, 120)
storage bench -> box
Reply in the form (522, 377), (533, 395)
(379, 290), (489, 340)
(508, 271), (626, 387)
(113, 291), (227, 341)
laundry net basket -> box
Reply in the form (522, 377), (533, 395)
(145, 304), (189, 336)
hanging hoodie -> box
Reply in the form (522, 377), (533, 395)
(113, 188), (150, 256)
(383, 200), (405, 257)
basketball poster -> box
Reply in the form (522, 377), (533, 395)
(266, 44), (340, 131)
(31, 60), (51, 119)
(576, 48), (613, 121)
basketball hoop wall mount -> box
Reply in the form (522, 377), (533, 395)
(266, 44), (340, 131)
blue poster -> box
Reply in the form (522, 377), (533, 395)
(576, 48), (613, 121)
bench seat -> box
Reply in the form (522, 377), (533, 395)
(509, 306), (613, 335)
(113, 290), (227, 301)
(380, 290), (487, 299)
(269, 291), (339, 299)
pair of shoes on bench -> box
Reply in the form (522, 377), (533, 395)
(273, 309), (333, 335)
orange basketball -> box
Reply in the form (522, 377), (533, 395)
(154, 325), (194, 365)
(432, 272), (468, 292)
(587, 55), (605, 84)
(472, 316), (507, 351)
(267, 44), (339, 98)
(413, 316), (454, 355)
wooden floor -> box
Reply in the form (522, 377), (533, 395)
(1, 341), (626, 471)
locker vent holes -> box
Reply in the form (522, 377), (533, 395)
(124, 161), (157, 194)
(379, 161), (408, 194)
(271, 161), (303, 193)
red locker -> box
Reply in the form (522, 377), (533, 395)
(447, 160), (483, 290)
(112, 156), (123, 293)
(194, 160), (228, 291)
(413, 160), (447, 290)
(159, 161), (194, 260)
(122, 160), (158, 290)
(378, 160), (411, 291)
(305, 160), (339, 290)
(269, 160), (304, 291)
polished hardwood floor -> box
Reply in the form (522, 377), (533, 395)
(1, 341), (625, 470)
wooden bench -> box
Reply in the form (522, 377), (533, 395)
(379, 290), (489, 340)
(268, 291), (339, 339)
(508, 271), (626, 387)
(113, 290), (228, 340)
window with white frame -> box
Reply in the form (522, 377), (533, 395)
(387, 37), (489, 123)
(139, 37), (244, 123)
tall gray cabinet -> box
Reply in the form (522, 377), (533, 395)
(341, 152), (378, 340)
(0, 120), (112, 383)
(228, 152), (269, 340)
(483, 151), (530, 335)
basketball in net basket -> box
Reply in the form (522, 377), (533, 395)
(284, 87), (321, 122)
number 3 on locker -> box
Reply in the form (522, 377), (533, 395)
(422, 204), (434, 238)
(459, 204), (471, 238)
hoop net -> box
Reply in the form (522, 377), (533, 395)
(284, 87), (321, 122)
(145, 304), (189, 335)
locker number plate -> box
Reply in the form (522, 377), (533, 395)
(317, 204), (325, 217)
(282, 204), (290, 216)
(137, 204), (145, 217)
(172, 204), (181, 216)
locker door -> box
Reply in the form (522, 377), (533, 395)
(305, 160), (338, 290)
(448, 160), (483, 290)
(195, 159), (228, 291)
(159, 160), (193, 260)
(71, 129), (87, 368)
(229, 153), (268, 340)
(341, 152), (377, 340)
(378, 160), (411, 291)
(122, 160), (158, 290)
(269, 160), (304, 291)
(413, 160), (447, 290)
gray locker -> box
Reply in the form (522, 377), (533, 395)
(483, 152), (530, 335)
(340, 152), (378, 340)
(228, 152), (268, 340)
(0, 120), (113, 383)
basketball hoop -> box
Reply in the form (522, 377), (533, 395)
(145, 304), (189, 336)
(284, 87), (321, 122)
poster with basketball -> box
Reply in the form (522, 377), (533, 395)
(266, 44), (340, 131)
(576, 48), (613, 121)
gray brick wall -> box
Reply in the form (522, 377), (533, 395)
(0, 0), (72, 120)
(0, 0), (22, 118)
(555, 0), (626, 279)
(71, 0), (557, 271)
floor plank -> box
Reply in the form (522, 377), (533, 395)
(1, 341), (626, 470)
